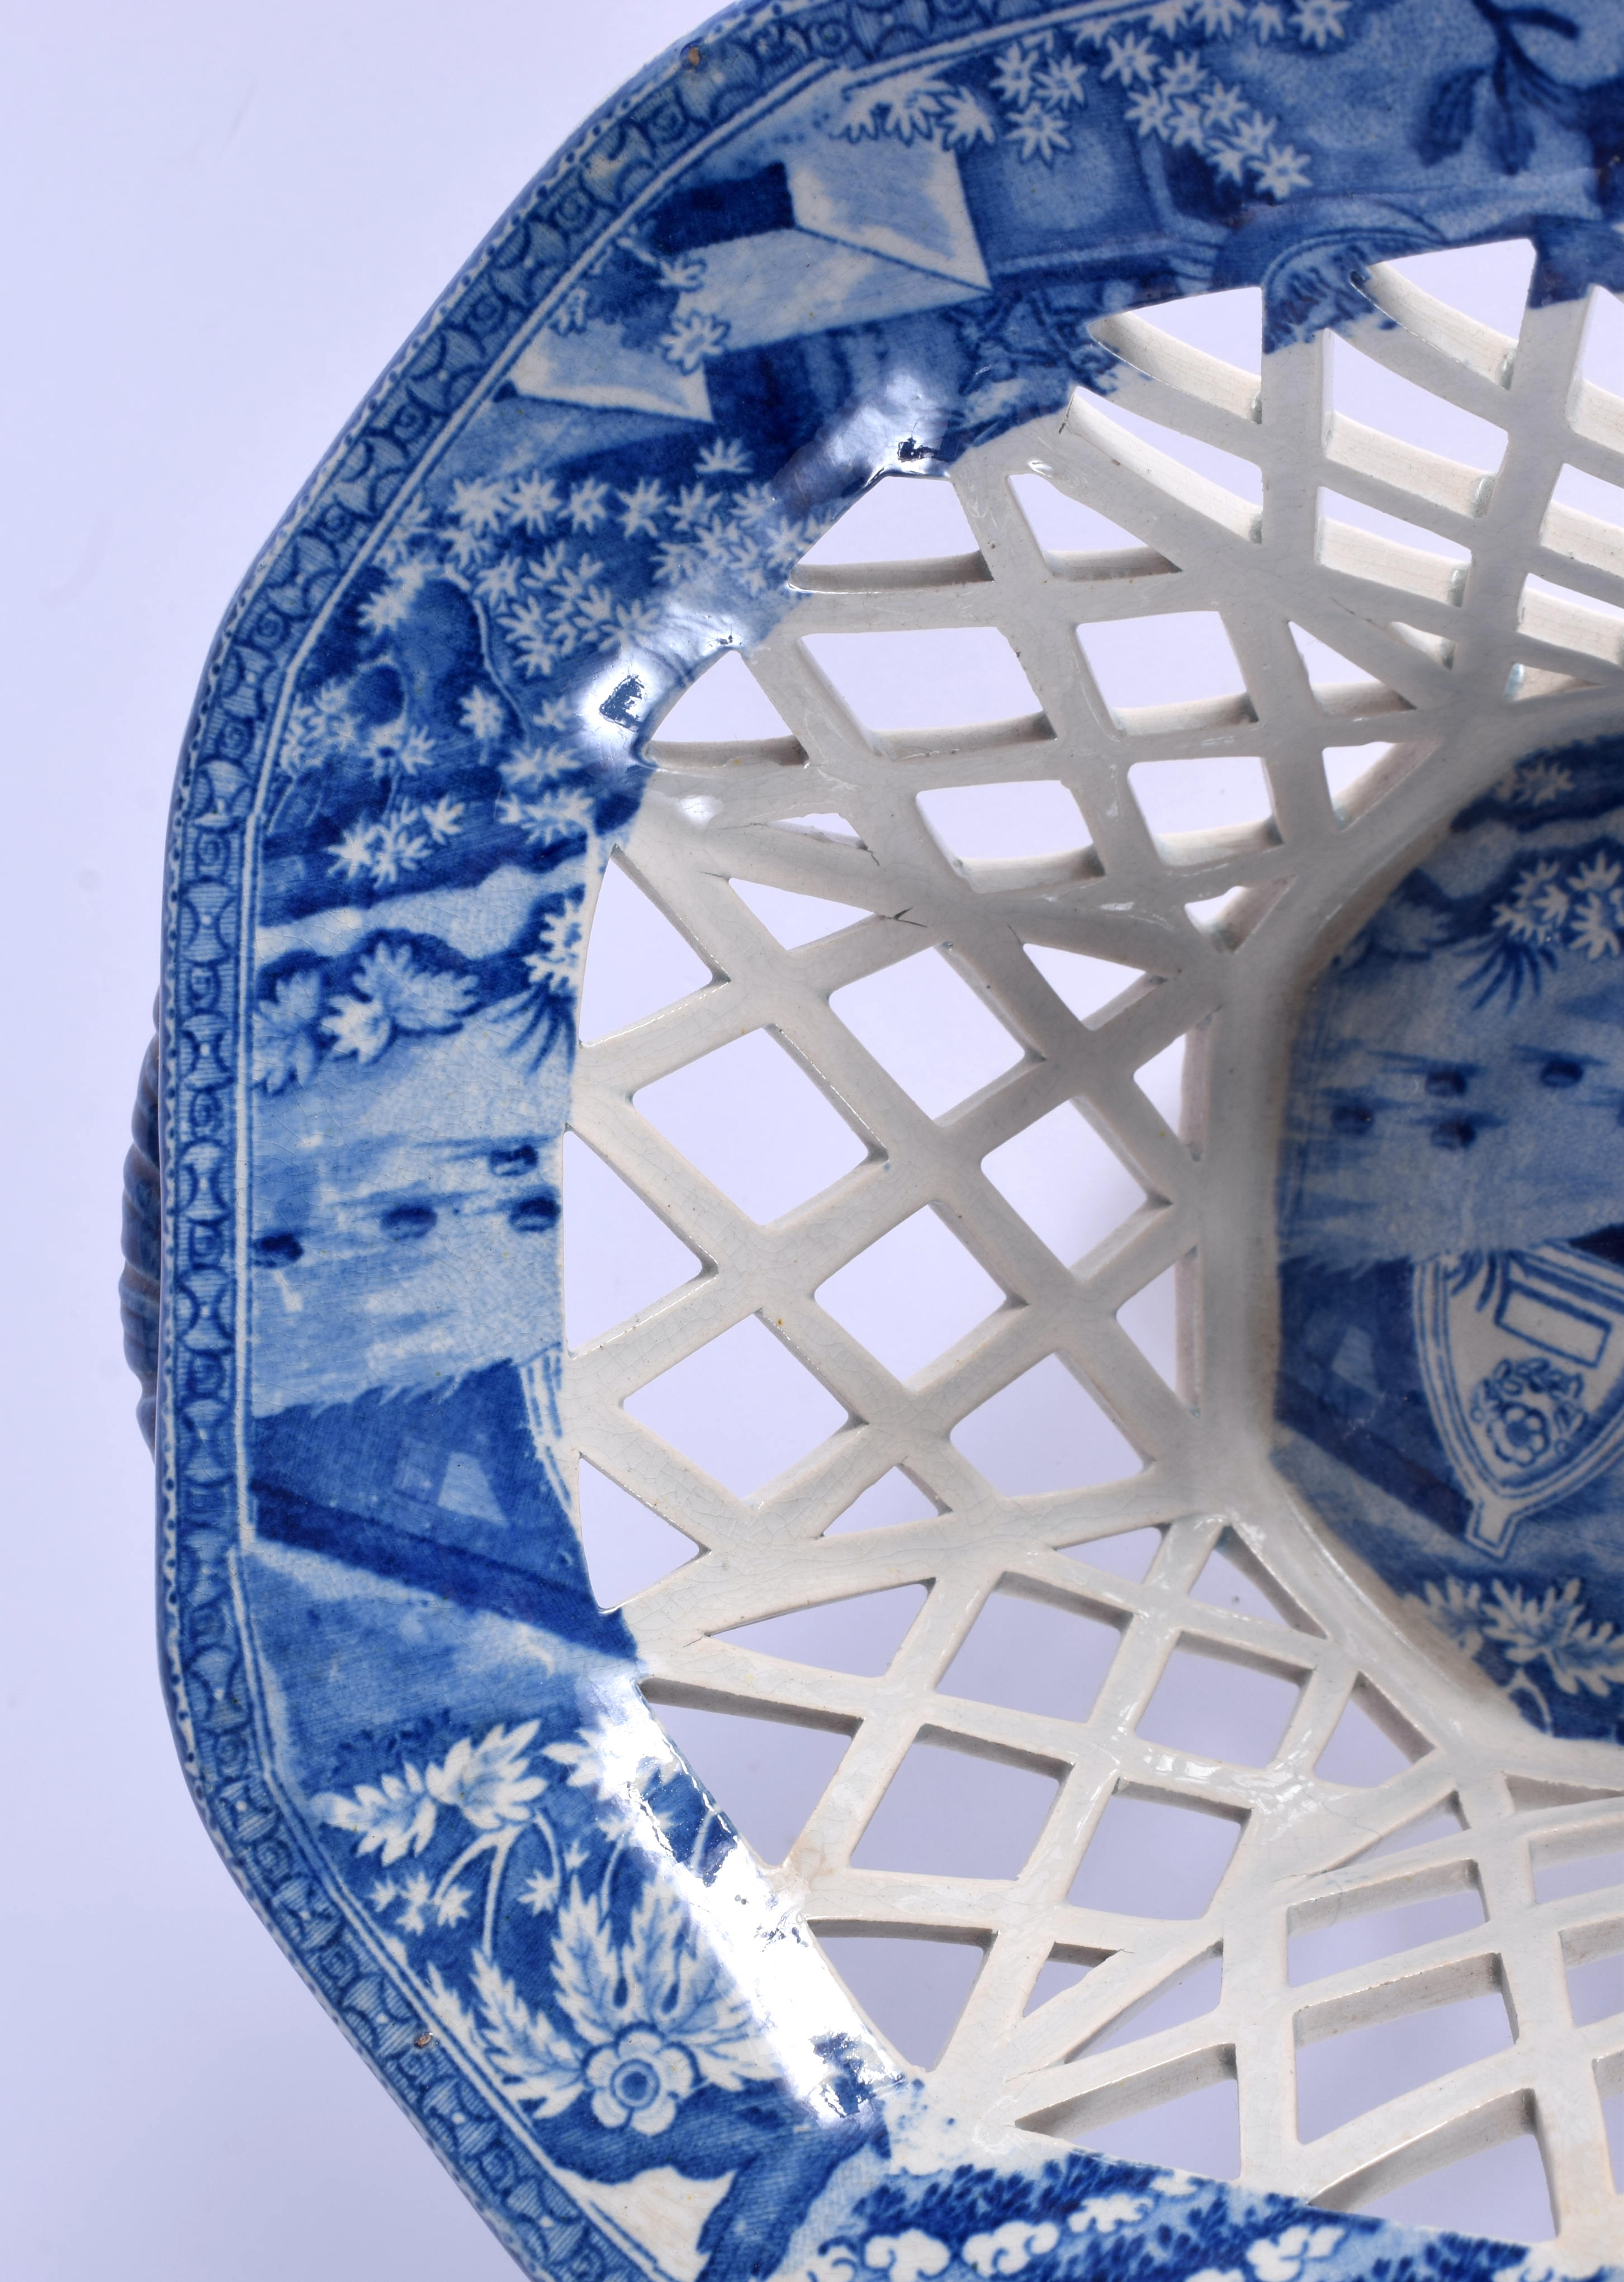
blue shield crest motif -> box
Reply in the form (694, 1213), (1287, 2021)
(1414, 1243), (1624, 1555)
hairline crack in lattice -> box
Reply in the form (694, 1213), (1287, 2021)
(123, 5), (1624, 2281)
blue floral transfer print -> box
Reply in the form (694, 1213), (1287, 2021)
(135, 2), (1624, 2278)
(1278, 736), (1624, 1743)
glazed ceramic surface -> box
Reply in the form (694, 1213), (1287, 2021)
(125, 5), (1624, 2280)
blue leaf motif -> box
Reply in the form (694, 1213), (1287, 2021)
(553, 1880), (637, 2047)
(1418, 65), (1484, 162)
(1489, 54), (1537, 174)
(468, 1951), (588, 2116)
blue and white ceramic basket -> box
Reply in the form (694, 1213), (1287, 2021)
(124, 4), (1624, 2279)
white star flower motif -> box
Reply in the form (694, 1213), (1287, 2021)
(396, 726), (437, 775)
(1146, 0), (1190, 29)
(662, 308), (731, 372)
(1125, 85), (1173, 136)
(881, 73), (949, 144)
(501, 597), (557, 678)
(1034, 53), (1087, 110)
(460, 686), (505, 740)
(604, 597), (662, 651)
(1530, 872), (1571, 927)
(449, 476), (509, 536)
(656, 252), (708, 292)
(434, 1883), (474, 1930)
(518, 1864), (561, 1915)
(670, 481), (716, 533)
(496, 785), (597, 848)
(940, 89), (998, 150)
(1193, 0), (1248, 27)
(1253, 141), (1313, 197)
(1163, 49), (1206, 94)
(1294, 0), (1350, 46)
(1230, 107), (1279, 156)
(695, 436), (750, 476)
(397, 1871), (434, 1935)
(367, 816), (431, 887)
(1202, 80), (1248, 132)
(508, 474), (561, 533)
(420, 797), (464, 845)
(1570, 851), (1622, 896)
(1570, 891), (1622, 960)
(1101, 30), (1159, 84)
(617, 477), (668, 538)
(442, 523), (491, 575)
(1483, 1579), (1624, 1696)
(565, 477), (613, 533)
(358, 564), (429, 636)
(475, 556), (522, 607)
(500, 742), (569, 790)
(1008, 105), (1072, 163)
(1251, 0), (1289, 35)
(319, 992), (387, 1063)
(989, 40), (1043, 108)
(326, 822), (378, 883)
(730, 481), (779, 525)
(1166, 96), (1210, 149)
(377, 496), (433, 569)
(654, 538), (703, 586)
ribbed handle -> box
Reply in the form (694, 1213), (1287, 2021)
(120, 1025), (160, 1453)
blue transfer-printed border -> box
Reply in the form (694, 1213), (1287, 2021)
(154, 10), (1088, 2266)
(149, 2), (1624, 2275)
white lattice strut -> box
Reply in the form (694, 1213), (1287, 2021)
(552, 266), (1624, 2261)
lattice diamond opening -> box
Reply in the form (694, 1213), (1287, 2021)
(1020, 942), (1150, 1025)
(1079, 609), (1250, 722)
(939, 1584), (1124, 1727)
(823, 1468), (939, 1538)
(622, 1314), (846, 1498)
(579, 856), (711, 1037)
(951, 1353), (1142, 1494)
(852, 1735), (1061, 1882)
(557, 249), (1624, 2260)
(729, 876), (869, 947)
(1083, 1951), (1224, 2059)
(635, 1028), (869, 1223)
(816, 1206), (1004, 1383)
(718, 1584), (927, 1678)
(577, 1459), (698, 1610)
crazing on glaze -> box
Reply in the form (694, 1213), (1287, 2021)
(126, 4), (1624, 2280)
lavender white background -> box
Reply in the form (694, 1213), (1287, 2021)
(2, 6), (1613, 2276)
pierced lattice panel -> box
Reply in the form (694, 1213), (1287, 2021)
(550, 258), (1624, 2257)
